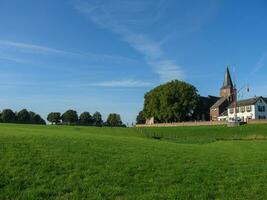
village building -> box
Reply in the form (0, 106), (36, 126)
(144, 66), (267, 125)
(227, 97), (267, 122)
(210, 67), (236, 121)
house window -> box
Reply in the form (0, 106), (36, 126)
(229, 108), (234, 114)
(258, 106), (265, 112)
(236, 107), (240, 113)
(246, 105), (251, 112)
(241, 106), (245, 113)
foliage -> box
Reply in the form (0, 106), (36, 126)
(47, 112), (61, 125)
(106, 113), (123, 127)
(143, 80), (199, 123)
(0, 109), (45, 125)
(136, 110), (145, 124)
(29, 112), (46, 125)
(1, 109), (16, 123)
(92, 111), (103, 126)
(79, 112), (92, 126)
(16, 109), (31, 124)
(61, 110), (78, 125)
(1, 124), (267, 199)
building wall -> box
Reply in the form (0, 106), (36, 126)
(254, 99), (267, 119)
(227, 99), (267, 122)
(137, 121), (227, 127)
(210, 108), (220, 121)
(228, 105), (254, 122)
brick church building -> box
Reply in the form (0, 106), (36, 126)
(210, 66), (236, 121)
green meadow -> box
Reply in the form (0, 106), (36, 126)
(1, 124), (267, 199)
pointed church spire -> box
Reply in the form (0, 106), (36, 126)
(222, 65), (233, 88)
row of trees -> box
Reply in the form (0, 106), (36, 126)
(0, 109), (46, 124)
(0, 109), (125, 127)
(47, 110), (125, 127)
(136, 80), (200, 124)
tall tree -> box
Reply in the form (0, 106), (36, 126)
(79, 112), (92, 126)
(136, 110), (145, 124)
(17, 109), (30, 124)
(143, 80), (199, 123)
(47, 112), (61, 125)
(106, 113), (123, 127)
(1, 109), (16, 123)
(61, 110), (78, 125)
(92, 112), (103, 127)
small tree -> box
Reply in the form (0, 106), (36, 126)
(79, 112), (92, 126)
(1, 109), (16, 123)
(106, 113), (123, 127)
(92, 112), (103, 127)
(16, 109), (30, 124)
(61, 110), (78, 125)
(136, 110), (145, 124)
(47, 112), (61, 125)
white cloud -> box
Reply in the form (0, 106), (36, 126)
(93, 79), (152, 87)
(75, 1), (185, 82)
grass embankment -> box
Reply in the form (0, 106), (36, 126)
(1, 124), (267, 199)
(140, 124), (267, 143)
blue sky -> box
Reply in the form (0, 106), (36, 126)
(1, 0), (267, 124)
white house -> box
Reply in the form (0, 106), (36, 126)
(227, 97), (267, 122)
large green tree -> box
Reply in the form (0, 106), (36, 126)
(17, 109), (30, 124)
(61, 110), (78, 125)
(79, 112), (92, 126)
(92, 112), (103, 127)
(29, 111), (46, 125)
(106, 113), (123, 127)
(1, 109), (16, 123)
(143, 80), (199, 123)
(47, 112), (61, 125)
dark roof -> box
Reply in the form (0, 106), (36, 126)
(221, 66), (233, 89)
(210, 97), (227, 109)
(220, 110), (228, 116)
(228, 97), (266, 108)
(207, 95), (220, 100)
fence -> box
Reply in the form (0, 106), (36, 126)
(247, 119), (267, 124)
(136, 121), (227, 127)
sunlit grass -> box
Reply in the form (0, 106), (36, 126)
(1, 124), (267, 199)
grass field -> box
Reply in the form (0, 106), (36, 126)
(1, 124), (267, 199)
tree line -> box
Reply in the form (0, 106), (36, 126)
(0, 109), (46, 124)
(47, 110), (125, 127)
(0, 108), (126, 127)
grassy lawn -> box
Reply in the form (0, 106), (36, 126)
(1, 124), (267, 199)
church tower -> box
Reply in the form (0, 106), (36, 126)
(220, 66), (236, 102)
(210, 66), (237, 121)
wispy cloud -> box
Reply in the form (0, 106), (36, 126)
(251, 52), (267, 75)
(0, 55), (28, 63)
(0, 40), (77, 56)
(0, 78), (152, 89)
(92, 79), (152, 87)
(0, 39), (139, 65)
(75, 1), (185, 82)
